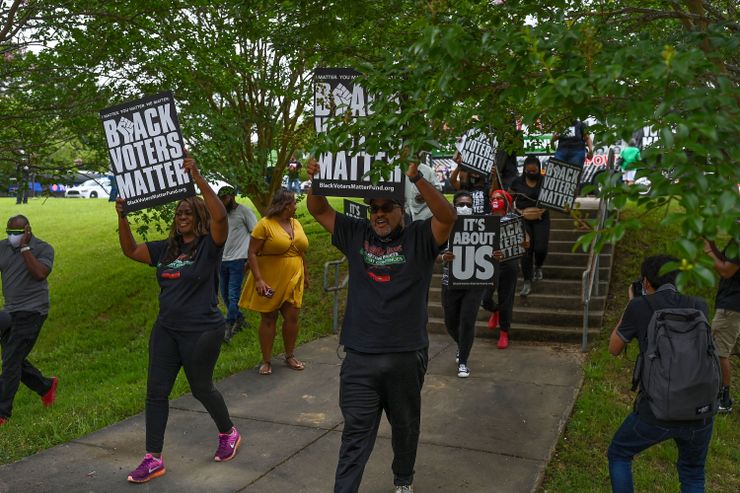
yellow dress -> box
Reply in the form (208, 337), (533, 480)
(239, 217), (309, 312)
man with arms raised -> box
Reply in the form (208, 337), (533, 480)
(306, 158), (456, 493)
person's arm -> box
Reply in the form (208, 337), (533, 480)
(183, 151), (228, 245)
(585, 133), (594, 159)
(704, 240), (740, 279)
(18, 226), (50, 281)
(608, 314), (627, 355)
(305, 158), (337, 234)
(247, 237), (271, 295)
(550, 133), (559, 150)
(450, 153), (462, 191)
(409, 162), (457, 246)
(116, 197), (151, 264)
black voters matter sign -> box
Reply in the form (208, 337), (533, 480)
(312, 68), (404, 200)
(458, 128), (497, 176)
(343, 199), (369, 220)
(449, 215), (500, 288)
(100, 91), (194, 213)
(537, 158), (582, 212)
(499, 215), (527, 261)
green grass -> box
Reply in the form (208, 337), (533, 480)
(0, 196), (347, 465)
(540, 204), (740, 493)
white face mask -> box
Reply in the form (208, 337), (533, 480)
(8, 234), (23, 248)
(456, 205), (473, 215)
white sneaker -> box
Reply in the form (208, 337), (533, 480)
(520, 280), (532, 296)
(534, 267), (544, 281)
(395, 485), (414, 493)
(457, 363), (470, 378)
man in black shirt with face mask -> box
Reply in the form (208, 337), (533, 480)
(306, 158), (456, 493)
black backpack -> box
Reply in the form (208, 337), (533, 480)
(631, 295), (721, 421)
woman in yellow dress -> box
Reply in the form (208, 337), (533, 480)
(239, 189), (309, 375)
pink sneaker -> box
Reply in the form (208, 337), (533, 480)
(41, 377), (58, 407)
(214, 426), (241, 462)
(127, 454), (165, 483)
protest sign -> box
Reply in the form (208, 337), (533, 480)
(312, 68), (404, 200)
(536, 158), (582, 212)
(100, 91), (193, 213)
(499, 215), (527, 261)
(343, 199), (369, 220)
(449, 215), (500, 288)
(458, 128), (497, 176)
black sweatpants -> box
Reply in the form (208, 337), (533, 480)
(145, 323), (233, 453)
(335, 348), (428, 492)
(442, 286), (484, 365)
(521, 215), (551, 281)
(0, 311), (54, 419)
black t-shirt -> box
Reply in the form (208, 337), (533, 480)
(557, 121), (588, 150)
(459, 180), (490, 214)
(332, 213), (441, 353)
(715, 242), (739, 312)
(509, 176), (549, 218)
(616, 284), (709, 425)
(147, 234), (225, 331)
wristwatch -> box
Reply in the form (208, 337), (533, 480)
(409, 172), (423, 184)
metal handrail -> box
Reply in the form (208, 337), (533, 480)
(580, 148), (615, 352)
(323, 256), (348, 333)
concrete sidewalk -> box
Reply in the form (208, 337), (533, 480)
(0, 334), (584, 493)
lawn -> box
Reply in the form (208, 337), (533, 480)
(0, 196), (346, 465)
(540, 204), (740, 493)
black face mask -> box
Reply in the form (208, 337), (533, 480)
(526, 172), (540, 179)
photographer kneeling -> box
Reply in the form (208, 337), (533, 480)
(607, 255), (719, 493)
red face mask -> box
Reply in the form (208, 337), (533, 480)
(491, 198), (506, 212)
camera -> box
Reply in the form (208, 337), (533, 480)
(631, 279), (644, 297)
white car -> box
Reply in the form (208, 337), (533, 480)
(65, 177), (112, 199)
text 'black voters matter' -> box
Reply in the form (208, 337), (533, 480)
(449, 214), (500, 287)
(312, 68), (404, 200)
(100, 91), (194, 213)
(499, 215), (527, 261)
(458, 128), (497, 176)
(537, 158), (582, 212)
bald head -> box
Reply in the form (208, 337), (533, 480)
(7, 215), (29, 229)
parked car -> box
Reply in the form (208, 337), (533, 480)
(65, 177), (112, 198)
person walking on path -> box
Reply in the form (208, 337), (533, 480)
(0, 215), (58, 426)
(704, 238), (739, 413)
(239, 188), (309, 376)
(607, 255), (715, 492)
(218, 186), (258, 342)
(618, 140), (641, 186)
(306, 157), (456, 493)
(439, 191), (483, 378)
(508, 155), (549, 297)
(116, 151), (241, 483)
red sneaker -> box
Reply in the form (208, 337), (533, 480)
(487, 311), (500, 330)
(41, 377), (58, 407)
(497, 331), (509, 349)
(0, 416), (7, 426)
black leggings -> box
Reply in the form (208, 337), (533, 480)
(145, 323), (233, 453)
(521, 215), (550, 281)
(442, 286), (483, 365)
(481, 260), (518, 332)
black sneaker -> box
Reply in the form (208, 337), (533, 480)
(718, 387), (733, 414)
(223, 322), (235, 343)
(233, 314), (246, 333)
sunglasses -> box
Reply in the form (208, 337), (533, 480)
(6, 229), (24, 235)
(369, 202), (400, 214)
(455, 202), (473, 208)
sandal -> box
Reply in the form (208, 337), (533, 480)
(285, 355), (305, 371)
(258, 362), (272, 375)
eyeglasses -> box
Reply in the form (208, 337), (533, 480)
(369, 202), (400, 214)
(6, 229), (24, 235)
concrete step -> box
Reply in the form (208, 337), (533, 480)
(547, 240), (613, 254)
(427, 317), (599, 342)
(427, 304), (603, 327)
(427, 287), (607, 311)
(549, 229), (592, 241)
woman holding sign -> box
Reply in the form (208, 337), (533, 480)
(116, 152), (241, 484)
(509, 155), (550, 297)
(486, 190), (529, 349)
(239, 188), (309, 376)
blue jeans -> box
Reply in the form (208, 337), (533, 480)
(289, 178), (302, 194)
(219, 259), (246, 324)
(607, 412), (713, 493)
(554, 147), (586, 168)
